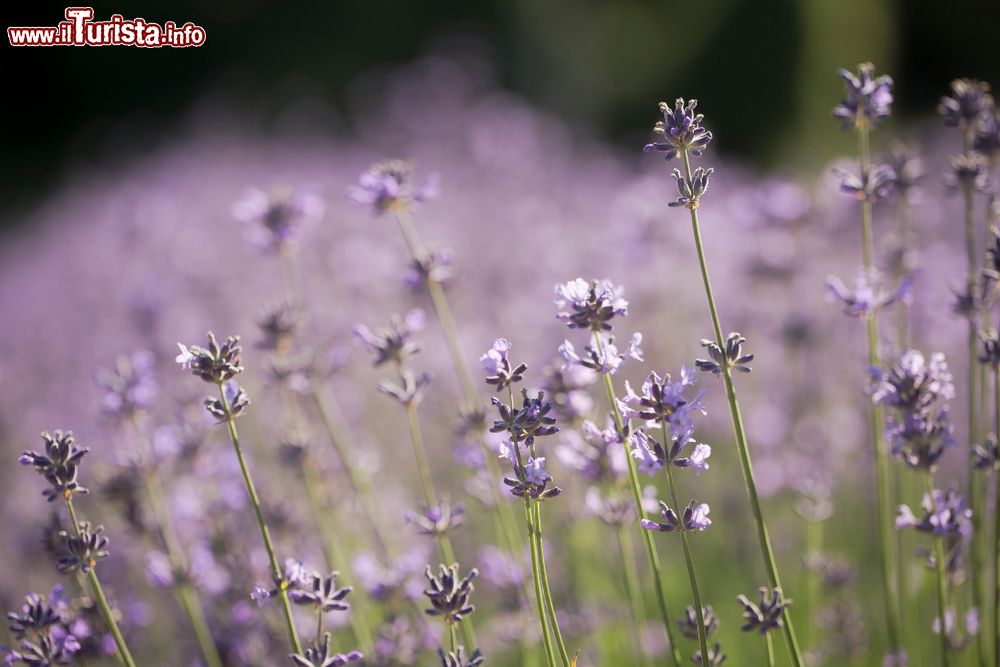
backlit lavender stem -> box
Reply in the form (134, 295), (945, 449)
(854, 122), (903, 656)
(661, 422), (710, 661)
(616, 525), (650, 667)
(679, 147), (805, 666)
(593, 332), (683, 667)
(391, 207), (524, 556)
(127, 418), (223, 667)
(62, 495), (137, 667)
(923, 474), (953, 667)
(217, 382), (304, 655)
(309, 379), (392, 554)
(766, 632), (775, 667)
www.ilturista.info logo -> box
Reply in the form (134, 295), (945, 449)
(8, 7), (206, 47)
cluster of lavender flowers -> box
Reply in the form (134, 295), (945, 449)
(2, 51), (998, 667)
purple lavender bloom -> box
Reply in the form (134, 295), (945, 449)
(423, 563), (478, 624)
(938, 79), (994, 128)
(896, 488), (972, 539)
(56, 521), (110, 573)
(973, 434), (1000, 470)
(232, 186), (324, 254)
(438, 646), (485, 667)
(354, 309), (425, 367)
(523, 456), (551, 486)
(288, 571), (353, 614)
(481, 338), (527, 392)
(94, 351), (157, 420)
(832, 62), (894, 129)
(640, 500), (711, 532)
(668, 166), (714, 209)
(559, 332), (643, 375)
(555, 278), (629, 331)
(884, 142), (924, 197)
(737, 587), (792, 635)
(974, 111), (1000, 157)
(378, 369), (432, 406)
(833, 164), (896, 203)
(348, 159), (440, 214)
(944, 153), (990, 193)
(405, 498), (465, 536)
(19, 430), (90, 502)
(644, 98), (713, 160)
(826, 270), (912, 318)
(175, 332), (244, 384)
(290, 632), (363, 667)
(624, 368), (705, 439)
(695, 333), (754, 376)
(204, 379), (251, 422)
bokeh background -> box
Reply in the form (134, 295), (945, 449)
(3, 0), (1000, 226)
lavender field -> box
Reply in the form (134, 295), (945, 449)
(1, 52), (999, 667)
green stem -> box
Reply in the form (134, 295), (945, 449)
(309, 382), (392, 554)
(315, 611), (324, 645)
(804, 518), (823, 651)
(217, 383), (302, 655)
(923, 474), (952, 667)
(450, 623), (459, 653)
(524, 495), (557, 667)
(392, 208), (524, 559)
(533, 500), (571, 667)
(662, 426), (710, 662)
(594, 332), (683, 667)
(64, 497), (138, 667)
(766, 633), (775, 667)
(993, 364), (1000, 667)
(127, 419), (223, 667)
(617, 525), (651, 667)
(681, 148), (805, 666)
(301, 460), (373, 654)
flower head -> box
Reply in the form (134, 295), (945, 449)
(944, 153), (990, 193)
(695, 333), (754, 375)
(832, 62), (894, 129)
(438, 646), (485, 667)
(644, 98), (713, 159)
(423, 563), (478, 624)
(503, 456), (562, 501)
(19, 431), (90, 502)
(668, 167), (714, 209)
(833, 164), (896, 203)
(348, 159), (440, 214)
(555, 278), (628, 331)
(558, 333), (643, 375)
(405, 498), (465, 537)
(290, 632), (363, 667)
(826, 270), (911, 318)
(288, 571), (353, 615)
(231, 186), (323, 254)
(737, 587), (791, 635)
(938, 79), (994, 128)
(481, 338), (526, 392)
(56, 522), (110, 573)
(353, 310), (424, 367)
(175, 333), (244, 384)
(640, 500), (711, 533)
(677, 605), (720, 641)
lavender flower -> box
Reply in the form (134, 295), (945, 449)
(668, 166), (714, 209)
(257, 302), (303, 352)
(405, 248), (455, 288)
(175, 332), (244, 384)
(826, 270), (911, 318)
(629, 428), (711, 476)
(19, 431), (90, 502)
(896, 488), (972, 539)
(643, 99), (714, 160)
(204, 380), (251, 422)
(423, 563), (478, 624)
(288, 572), (353, 614)
(290, 633), (363, 667)
(832, 63), (894, 129)
(555, 278), (628, 331)
(938, 79), (994, 128)
(438, 646), (485, 667)
(973, 110), (1000, 157)
(94, 352), (156, 420)
(973, 434), (1000, 470)
(353, 310), (425, 366)
(490, 390), (559, 447)
(405, 498), (465, 537)
(695, 333), (754, 375)
(480, 338), (526, 392)
(884, 142), (925, 197)
(503, 456), (561, 501)
(378, 369), (432, 406)
(348, 159), (440, 214)
(677, 604), (720, 641)
(232, 186), (324, 254)
(944, 153), (989, 193)
(833, 164), (896, 203)
(737, 587), (791, 635)
(56, 522), (110, 574)
(640, 500), (711, 533)
(692, 643), (727, 666)
(558, 333), (643, 375)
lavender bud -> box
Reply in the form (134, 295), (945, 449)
(348, 159), (440, 215)
(668, 166), (714, 209)
(423, 563), (478, 624)
(481, 338), (527, 392)
(56, 522), (110, 574)
(737, 587), (791, 635)
(644, 98), (714, 160)
(678, 604), (720, 641)
(695, 332), (754, 375)
(204, 380), (251, 421)
(833, 164), (896, 203)
(405, 498), (466, 537)
(289, 632), (363, 667)
(944, 153), (989, 193)
(175, 332), (244, 384)
(232, 186), (323, 254)
(555, 278), (628, 331)
(288, 572), (353, 614)
(692, 642), (727, 665)
(938, 79), (994, 128)
(20, 431), (90, 502)
(353, 310), (425, 366)
(438, 646), (485, 667)
(832, 62), (894, 129)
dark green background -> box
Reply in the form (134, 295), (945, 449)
(2, 0), (998, 225)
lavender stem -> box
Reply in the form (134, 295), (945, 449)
(680, 147), (805, 666)
(923, 473), (953, 667)
(63, 495), (138, 667)
(593, 332), (683, 667)
(616, 525), (651, 667)
(217, 382), (303, 655)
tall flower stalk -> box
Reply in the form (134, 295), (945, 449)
(827, 63), (901, 657)
(483, 338), (570, 666)
(176, 333), (304, 655)
(19, 431), (138, 667)
(554, 278), (683, 667)
(645, 97), (804, 665)
(349, 160), (524, 560)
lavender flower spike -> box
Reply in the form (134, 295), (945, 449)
(641, 500), (711, 532)
(938, 79), (994, 128)
(832, 62), (894, 129)
(644, 98), (714, 160)
(555, 278), (628, 330)
(231, 185), (324, 254)
(290, 632), (363, 667)
(737, 587), (792, 635)
(19, 430), (90, 502)
(348, 159), (440, 214)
